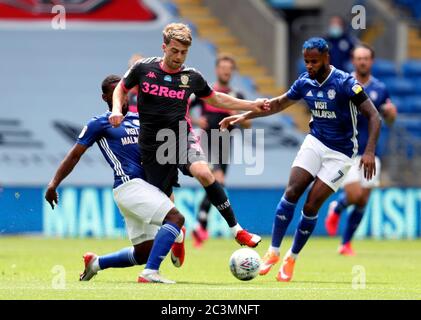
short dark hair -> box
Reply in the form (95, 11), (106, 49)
(101, 75), (121, 94)
(215, 53), (237, 69)
(303, 37), (329, 53)
(352, 43), (375, 59)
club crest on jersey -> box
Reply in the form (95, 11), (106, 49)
(317, 91), (323, 98)
(179, 74), (190, 88)
(164, 75), (172, 82)
(327, 89), (336, 100)
(369, 90), (378, 101)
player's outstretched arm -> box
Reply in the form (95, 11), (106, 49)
(109, 82), (126, 127)
(45, 144), (88, 209)
(219, 93), (295, 130)
(358, 98), (382, 180)
(203, 92), (270, 113)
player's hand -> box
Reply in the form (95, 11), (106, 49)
(219, 114), (244, 131)
(45, 186), (58, 210)
(109, 111), (124, 128)
(382, 100), (397, 125)
(197, 116), (208, 130)
(252, 98), (270, 113)
(359, 152), (376, 180)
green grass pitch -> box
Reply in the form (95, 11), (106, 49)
(1, 236), (421, 300)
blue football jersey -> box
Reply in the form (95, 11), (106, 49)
(287, 66), (364, 158)
(354, 75), (389, 155)
(77, 111), (145, 188)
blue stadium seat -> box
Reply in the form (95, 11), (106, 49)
(392, 96), (414, 113)
(394, 0), (415, 7)
(240, 76), (257, 93)
(266, 0), (294, 8)
(405, 96), (421, 113)
(390, 95), (404, 110)
(401, 60), (421, 77)
(296, 59), (306, 76)
(372, 59), (398, 78)
(381, 77), (415, 96)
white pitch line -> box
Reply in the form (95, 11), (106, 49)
(1, 286), (421, 292)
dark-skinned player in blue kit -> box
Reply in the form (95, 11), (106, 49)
(220, 38), (381, 282)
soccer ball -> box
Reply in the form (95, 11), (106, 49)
(229, 248), (261, 281)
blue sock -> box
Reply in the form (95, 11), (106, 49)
(342, 206), (365, 244)
(145, 222), (180, 271)
(291, 212), (318, 255)
(271, 196), (296, 248)
(98, 247), (138, 270)
(334, 192), (348, 215)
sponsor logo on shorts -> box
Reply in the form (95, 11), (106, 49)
(331, 170), (344, 183)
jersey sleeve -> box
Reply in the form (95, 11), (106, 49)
(343, 75), (369, 106)
(122, 60), (143, 92)
(76, 118), (103, 148)
(343, 75), (365, 98)
(286, 78), (304, 100)
(378, 84), (391, 106)
(193, 71), (214, 99)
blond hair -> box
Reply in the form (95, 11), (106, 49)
(163, 23), (192, 46)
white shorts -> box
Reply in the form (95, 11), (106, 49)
(113, 178), (175, 245)
(341, 155), (381, 188)
(292, 135), (353, 192)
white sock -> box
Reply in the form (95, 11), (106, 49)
(142, 268), (158, 275)
(230, 224), (243, 236)
(286, 248), (298, 260)
(175, 228), (184, 243)
(91, 257), (100, 272)
(269, 246), (280, 255)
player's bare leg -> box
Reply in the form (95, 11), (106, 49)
(278, 178), (334, 282)
(189, 161), (261, 248)
(260, 167), (314, 276)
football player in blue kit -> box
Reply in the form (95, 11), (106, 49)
(220, 38), (382, 282)
(325, 44), (397, 255)
(45, 75), (185, 284)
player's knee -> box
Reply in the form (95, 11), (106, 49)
(284, 187), (301, 203)
(164, 207), (185, 229)
(303, 203), (320, 216)
(355, 196), (368, 208)
(194, 169), (214, 186)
